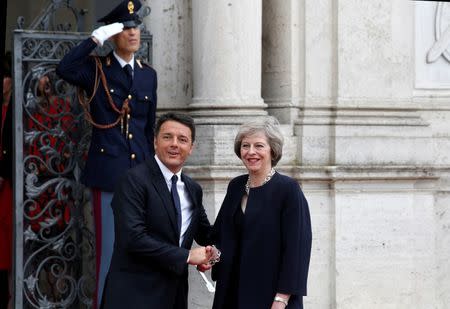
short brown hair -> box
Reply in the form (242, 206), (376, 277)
(155, 112), (196, 142)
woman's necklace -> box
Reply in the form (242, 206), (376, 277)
(245, 168), (275, 195)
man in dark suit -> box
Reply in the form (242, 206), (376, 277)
(102, 112), (214, 309)
(56, 1), (157, 306)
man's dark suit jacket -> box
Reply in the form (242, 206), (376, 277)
(102, 157), (212, 309)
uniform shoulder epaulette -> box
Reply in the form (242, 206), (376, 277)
(136, 59), (152, 69)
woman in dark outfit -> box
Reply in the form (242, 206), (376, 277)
(212, 119), (312, 309)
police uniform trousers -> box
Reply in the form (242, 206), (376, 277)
(92, 189), (115, 308)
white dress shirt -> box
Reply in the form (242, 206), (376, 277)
(113, 51), (135, 76)
(155, 155), (194, 246)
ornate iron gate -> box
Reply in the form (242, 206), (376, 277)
(12, 1), (152, 308)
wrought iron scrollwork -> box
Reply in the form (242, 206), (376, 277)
(13, 1), (153, 307)
(17, 0), (152, 34)
(16, 33), (95, 309)
(17, 0), (87, 32)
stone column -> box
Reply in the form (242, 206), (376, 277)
(190, 0), (267, 123)
(145, 0), (193, 111)
(188, 0), (268, 221)
(262, 0), (304, 124)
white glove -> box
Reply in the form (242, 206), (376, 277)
(91, 22), (124, 46)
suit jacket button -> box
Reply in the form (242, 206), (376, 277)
(127, 114), (131, 119)
(100, 148), (105, 153)
(128, 133), (133, 139)
(131, 153), (136, 160)
(110, 88), (114, 93)
(128, 94), (132, 99)
(144, 96), (148, 100)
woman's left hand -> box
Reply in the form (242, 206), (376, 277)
(271, 293), (290, 309)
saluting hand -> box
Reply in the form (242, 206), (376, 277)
(91, 22), (124, 46)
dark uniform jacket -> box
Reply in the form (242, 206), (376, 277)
(102, 157), (212, 309)
(212, 172), (312, 309)
(56, 38), (157, 192)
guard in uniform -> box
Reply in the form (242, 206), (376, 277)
(56, 1), (157, 307)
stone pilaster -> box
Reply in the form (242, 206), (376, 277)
(145, 0), (192, 111)
(262, 0), (304, 124)
(190, 0), (267, 123)
(188, 0), (269, 216)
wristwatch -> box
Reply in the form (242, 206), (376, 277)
(274, 296), (289, 306)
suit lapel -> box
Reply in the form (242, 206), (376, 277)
(182, 174), (198, 207)
(180, 174), (197, 247)
(146, 158), (179, 239)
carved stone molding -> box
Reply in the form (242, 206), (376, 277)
(415, 2), (450, 89)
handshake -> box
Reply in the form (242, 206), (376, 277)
(187, 245), (221, 271)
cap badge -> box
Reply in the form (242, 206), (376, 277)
(128, 1), (134, 14)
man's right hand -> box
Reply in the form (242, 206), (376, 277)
(187, 246), (213, 265)
(91, 22), (124, 46)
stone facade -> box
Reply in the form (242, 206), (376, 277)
(147, 0), (450, 308)
(6, 0), (450, 307)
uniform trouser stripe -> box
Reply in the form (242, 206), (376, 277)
(92, 189), (115, 309)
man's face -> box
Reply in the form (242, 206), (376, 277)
(112, 26), (141, 56)
(154, 120), (194, 174)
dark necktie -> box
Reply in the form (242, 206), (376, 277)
(123, 64), (133, 88)
(171, 175), (182, 236)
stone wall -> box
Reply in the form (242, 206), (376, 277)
(147, 0), (450, 308)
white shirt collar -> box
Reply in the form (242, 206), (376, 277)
(113, 51), (135, 70)
(154, 155), (182, 185)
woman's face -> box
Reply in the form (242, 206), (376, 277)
(240, 132), (272, 174)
